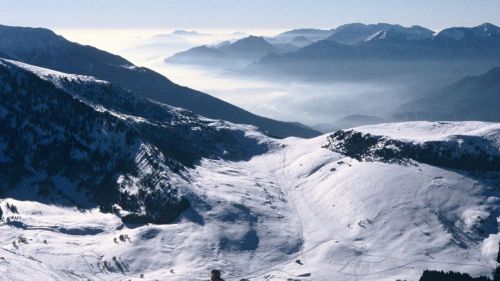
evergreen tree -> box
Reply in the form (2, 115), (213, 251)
(419, 270), (491, 281)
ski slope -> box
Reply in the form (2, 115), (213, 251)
(1, 122), (499, 281)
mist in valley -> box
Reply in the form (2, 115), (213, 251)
(62, 26), (500, 133)
(112, 37), (413, 132)
(154, 61), (411, 131)
(138, 59), (495, 133)
(118, 30), (498, 132)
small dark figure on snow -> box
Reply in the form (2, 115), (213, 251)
(210, 269), (225, 281)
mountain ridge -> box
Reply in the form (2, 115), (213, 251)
(0, 58), (271, 224)
(260, 22), (500, 64)
(166, 35), (288, 65)
(326, 22), (434, 45)
(0, 24), (320, 138)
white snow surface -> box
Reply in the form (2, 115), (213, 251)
(2, 59), (107, 86)
(1, 120), (499, 280)
(365, 30), (387, 41)
(354, 121), (500, 145)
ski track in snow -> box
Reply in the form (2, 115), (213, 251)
(1, 122), (499, 281)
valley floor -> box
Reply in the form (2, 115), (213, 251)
(1, 122), (499, 281)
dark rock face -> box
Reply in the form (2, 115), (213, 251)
(324, 129), (500, 172)
(0, 59), (269, 224)
(0, 61), (188, 224)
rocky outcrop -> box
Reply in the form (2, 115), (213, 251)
(325, 129), (500, 172)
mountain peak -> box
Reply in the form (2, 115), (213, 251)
(365, 25), (434, 42)
(234, 35), (270, 44)
(437, 23), (500, 40)
(327, 23), (404, 44)
(474, 22), (500, 35)
(273, 28), (335, 42)
(479, 22), (500, 31)
(217, 36), (276, 57)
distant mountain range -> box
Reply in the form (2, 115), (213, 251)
(0, 25), (319, 138)
(393, 67), (500, 121)
(325, 23), (434, 45)
(255, 23), (499, 86)
(166, 23), (500, 84)
(162, 22), (500, 131)
(261, 23), (500, 63)
(166, 35), (297, 66)
(166, 28), (341, 66)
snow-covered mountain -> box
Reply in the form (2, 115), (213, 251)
(262, 24), (500, 64)
(326, 23), (434, 45)
(0, 58), (271, 225)
(1, 60), (499, 281)
(261, 22), (500, 63)
(165, 23), (500, 86)
(0, 24), (319, 138)
(363, 25), (434, 42)
(255, 23), (500, 82)
(166, 24), (434, 69)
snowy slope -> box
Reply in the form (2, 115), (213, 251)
(0, 58), (271, 225)
(353, 121), (500, 142)
(1, 116), (499, 280)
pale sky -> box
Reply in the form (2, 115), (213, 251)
(1, 0), (499, 31)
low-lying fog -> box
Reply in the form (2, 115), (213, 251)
(56, 29), (433, 132)
(152, 60), (408, 129)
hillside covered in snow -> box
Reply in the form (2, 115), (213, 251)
(0, 60), (498, 280)
(0, 58), (270, 225)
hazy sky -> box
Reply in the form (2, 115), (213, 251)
(1, 0), (500, 30)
